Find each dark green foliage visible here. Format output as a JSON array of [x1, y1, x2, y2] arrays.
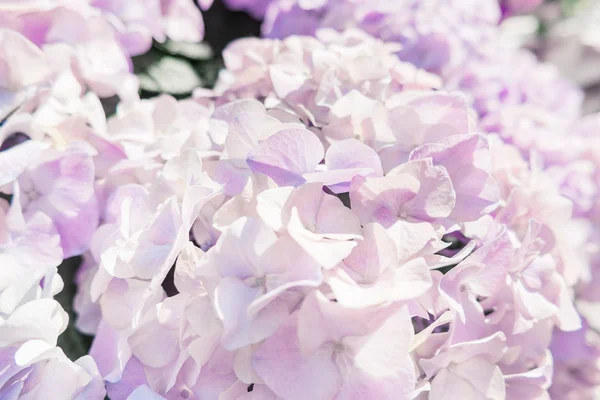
[[55, 257, 95, 361]]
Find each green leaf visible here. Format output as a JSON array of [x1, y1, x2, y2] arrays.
[[144, 56, 203, 95], [195, 57, 225, 90], [133, 48, 203, 96], [154, 40, 214, 61]]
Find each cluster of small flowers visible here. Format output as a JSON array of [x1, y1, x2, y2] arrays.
[[1, 1, 600, 400], [0, 0, 211, 102], [225, 0, 544, 48], [0, 0, 210, 398], [201, 26, 600, 399], [224, 0, 544, 21]]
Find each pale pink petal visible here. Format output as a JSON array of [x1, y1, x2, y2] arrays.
[[214, 277, 290, 350], [253, 314, 342, 400], [212, 217, 278, 279], [388, 159, 455, 221], [247, 128, 324, 186]]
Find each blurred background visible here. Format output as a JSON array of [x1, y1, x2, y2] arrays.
[[505, 0, 600, 114]]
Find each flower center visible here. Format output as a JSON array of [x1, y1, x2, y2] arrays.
[[244, 276, 266, 289], [20, 179, 40, 206], [333, 342, 347, 353]]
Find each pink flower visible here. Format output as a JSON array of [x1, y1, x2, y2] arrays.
[[420, 332, 507, 399], [409, 134, 499, 223], [0, 1, 595, 396], [0, 185, 63, 315], [16, 144, 99, 258], [205, 217, 322, 349], [253, 291, 416, 400], [327, 222, 433, 308], [350, 158, 455, 253], [0, 29, 50, 120], [0, 299, 105, 399], [257, 183, 362, 268], [92, 0, 207, 57], [128, 294, 225, 395]]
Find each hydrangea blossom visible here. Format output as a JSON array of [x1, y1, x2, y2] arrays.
[[0, 0, 211, 99], [213, 5, 600, 397], [223, 0, 544, 22], [241, 0, 583, 152], [61, 28, 587, 399], [0, 299, 105, 399], [0, 2, 213, 397], [1, 0, 600, 399]]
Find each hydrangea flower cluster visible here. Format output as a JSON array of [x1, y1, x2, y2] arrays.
[[224, 0, 544, 22], [207, 27, 600, 399], [1, 1, 600, 400], [0, 0, 211, 101]]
